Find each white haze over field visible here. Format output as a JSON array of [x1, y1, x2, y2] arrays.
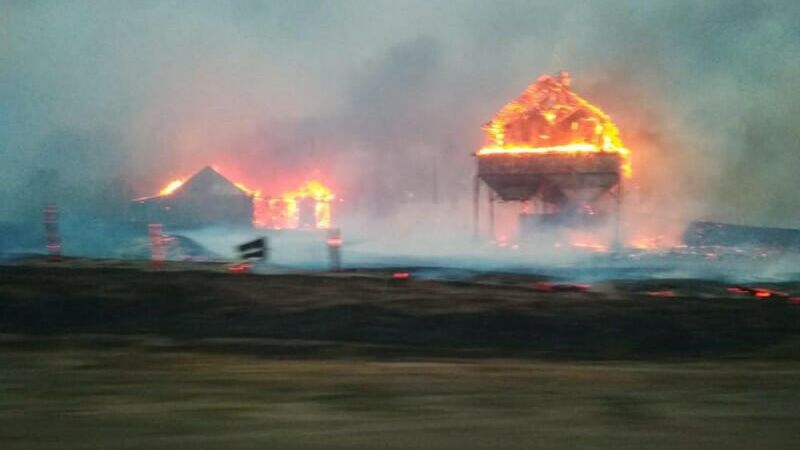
[[2, 0, 800, 277]]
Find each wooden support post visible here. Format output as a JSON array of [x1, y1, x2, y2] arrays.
[[43, 204, 61, 262], [613, 180, 624, 252], [148, 223, 165, 266], [488, 189, 495, 241], [473, 175, 480, 241], [327, 228, 342, 271]]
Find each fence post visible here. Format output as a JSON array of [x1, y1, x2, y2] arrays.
[[148, 223, 165, 266], [326, 228, 342, 271], [43, 204, 61, 262]]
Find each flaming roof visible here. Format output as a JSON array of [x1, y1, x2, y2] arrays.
[[137, 166, 253, 202], [480, 72, 630, 176], [176, 166, 253, 197]]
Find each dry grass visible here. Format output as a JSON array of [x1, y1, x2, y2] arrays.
[[2, 348, 800, 449]]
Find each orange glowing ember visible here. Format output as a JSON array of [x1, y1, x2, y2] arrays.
[[478, 72, 631, 177], [570, 241, 610, 253]]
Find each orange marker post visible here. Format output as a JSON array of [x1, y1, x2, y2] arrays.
[[326, 228, 342, 272]]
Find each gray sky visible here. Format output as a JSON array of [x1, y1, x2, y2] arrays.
[[2, 0, 799, 225]]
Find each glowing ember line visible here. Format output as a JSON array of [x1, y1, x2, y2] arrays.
[[478, 143, 605, 155], [234, 182, 261, 199], [477, 143, 631, 177], [159, 179, 185, 196]]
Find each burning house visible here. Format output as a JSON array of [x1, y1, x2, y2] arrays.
[[130, 166, 254, 230], [259, 180, 336, 230], [474, 72, 630, 244]]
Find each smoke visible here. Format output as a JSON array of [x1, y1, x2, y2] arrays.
[[2, 0, 800, 236], [569, 1, 800, 228]]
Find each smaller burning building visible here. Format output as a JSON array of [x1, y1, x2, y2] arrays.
[[259, 180, 336, 230], [130, 166, 254, 229]]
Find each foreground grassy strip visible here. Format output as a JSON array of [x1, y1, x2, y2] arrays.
[[1, 348, 799, 449], [2, 265, 800, 359]]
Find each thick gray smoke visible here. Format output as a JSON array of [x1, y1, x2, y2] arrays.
[[1, 0, 799, 232]]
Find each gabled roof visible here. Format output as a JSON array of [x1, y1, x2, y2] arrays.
[[483, 72, 622, 149], [486, 72, 610, 127], [172, 166, 250, 198]]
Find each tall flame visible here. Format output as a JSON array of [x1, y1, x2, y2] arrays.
[[282, 180, 335, 203]]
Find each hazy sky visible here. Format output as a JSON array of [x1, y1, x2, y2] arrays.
[[2, 0, 799, 225]]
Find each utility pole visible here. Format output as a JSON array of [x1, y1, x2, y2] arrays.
[[432, 148, 439, 204]]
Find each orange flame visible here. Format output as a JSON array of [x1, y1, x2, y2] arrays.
[[268, 180, 336, 229], [478, 72, 632, 177], [565, 230, 611, 253], [154, 170, 336, 230], [234, 182, 261, 199], [158, 178, 185, 196]]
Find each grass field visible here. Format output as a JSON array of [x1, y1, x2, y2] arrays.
[[2, 347, 800, 449], [2, 260, 800, 448]]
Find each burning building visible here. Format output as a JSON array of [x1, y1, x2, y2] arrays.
[[130, 166, 254, 230], [259, 180, 336, 230], [474, 72, 630, 244]]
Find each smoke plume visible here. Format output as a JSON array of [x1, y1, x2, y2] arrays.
[[2, 0, 799, 232]]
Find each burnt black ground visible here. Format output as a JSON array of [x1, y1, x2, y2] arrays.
[[1, 259, 799, 360]]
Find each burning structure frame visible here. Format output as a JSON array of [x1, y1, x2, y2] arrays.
[[472, 72, 628, 246]]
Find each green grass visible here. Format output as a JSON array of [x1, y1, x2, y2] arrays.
[[2, 348, 800, 449]]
